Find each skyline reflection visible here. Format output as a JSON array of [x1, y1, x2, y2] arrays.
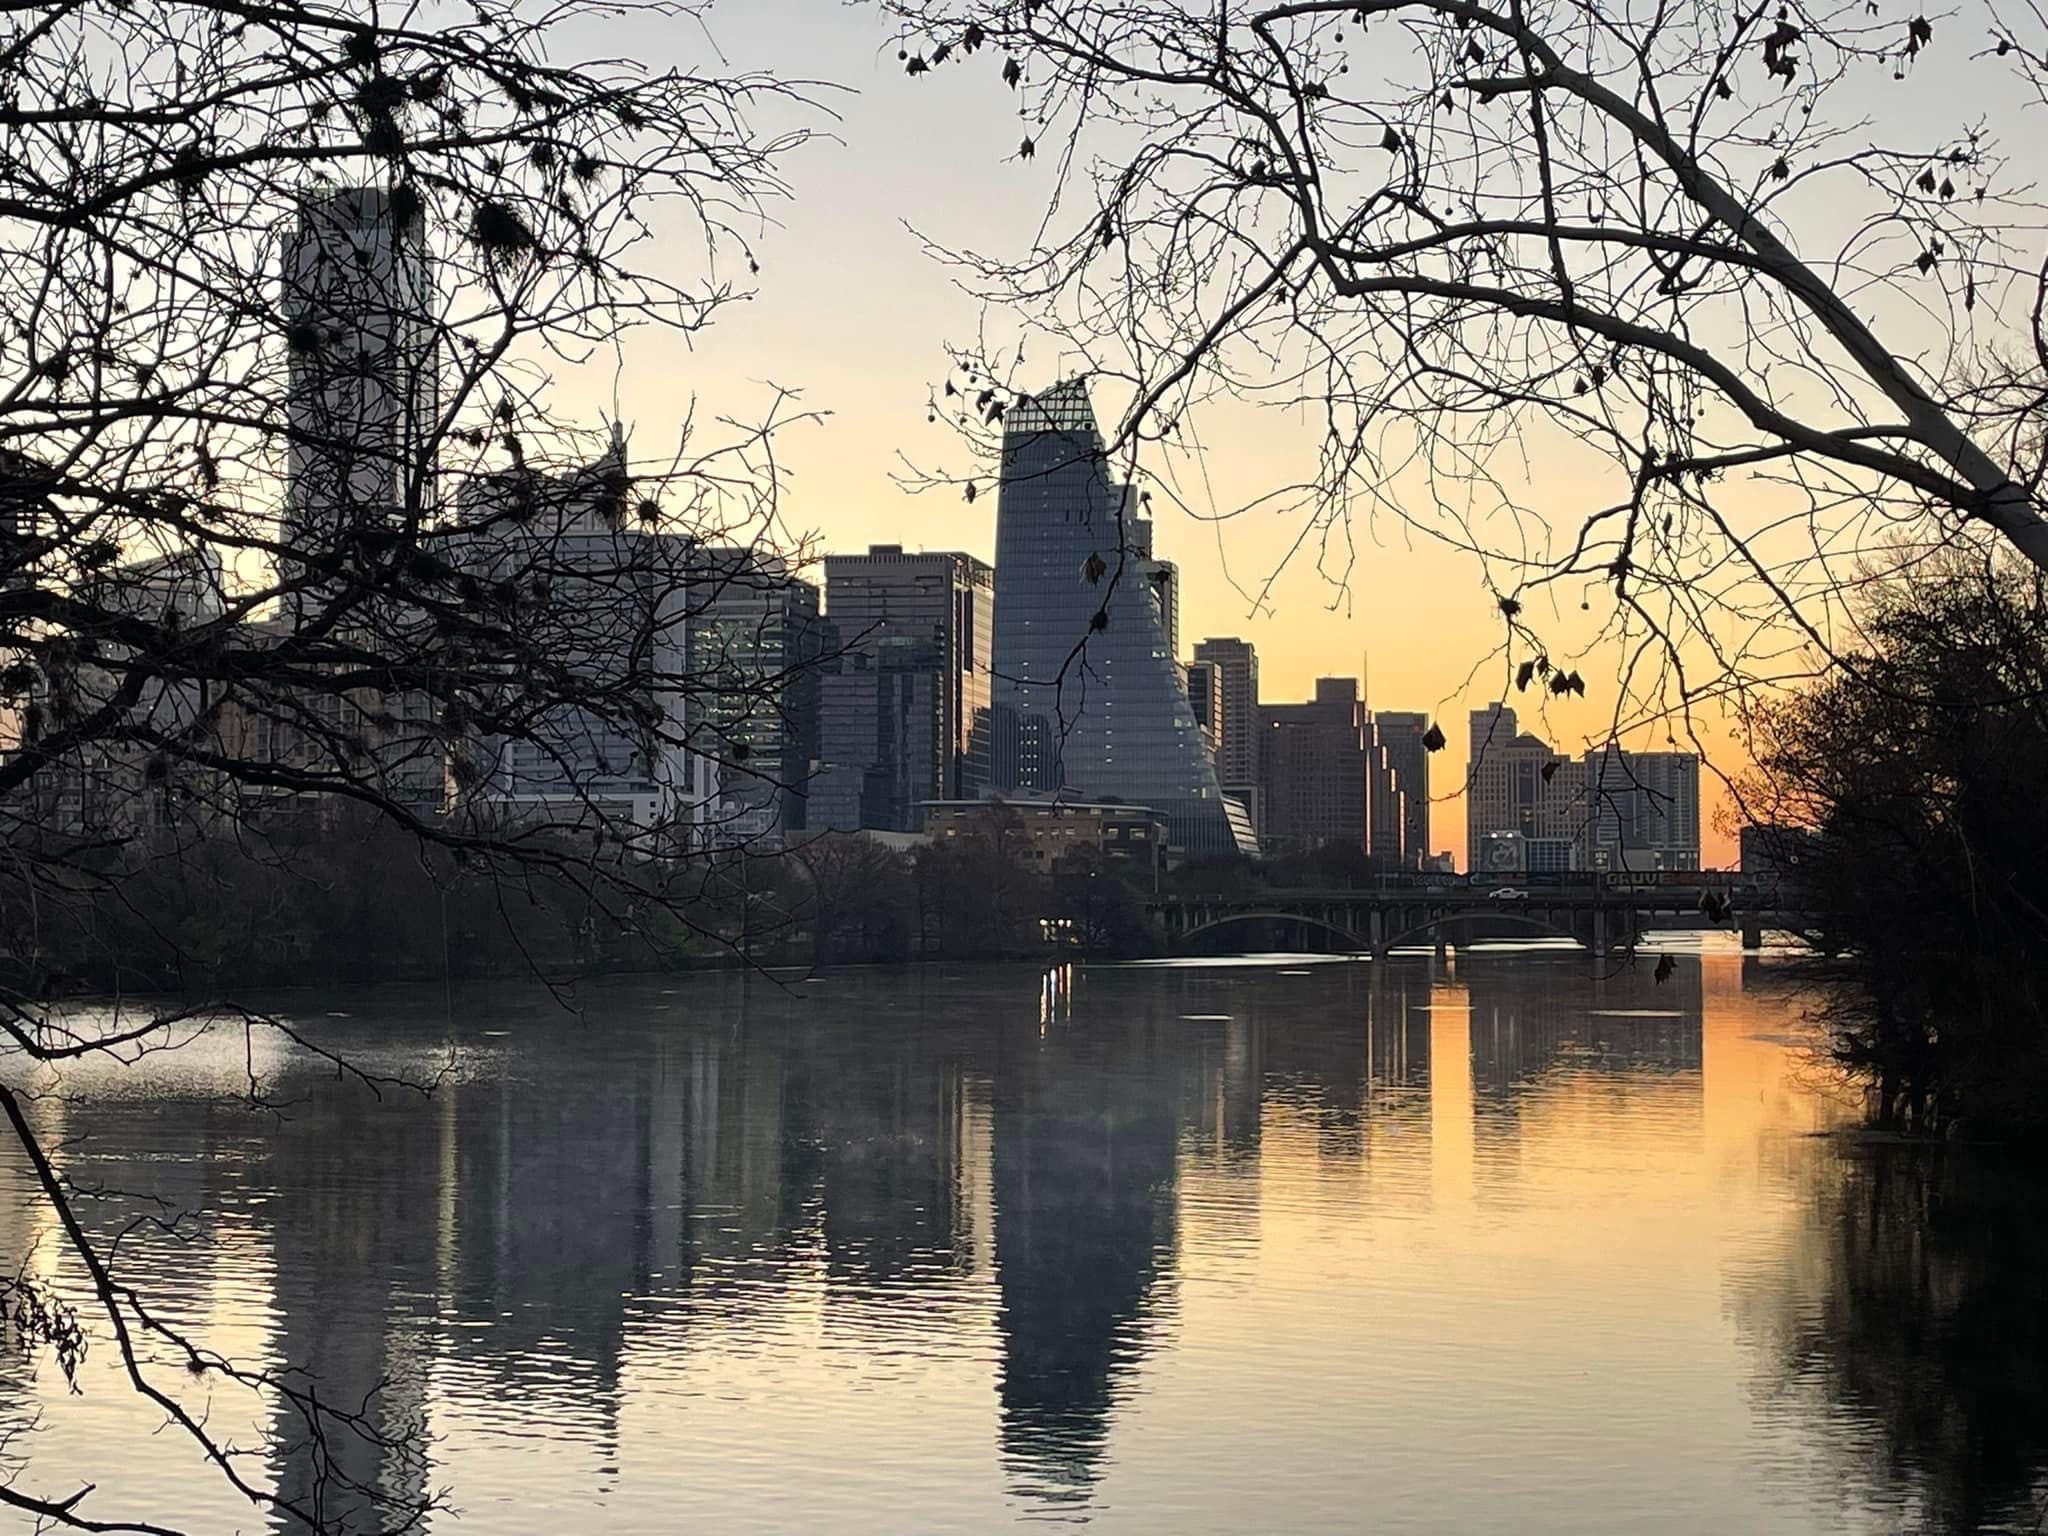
[[1, 950, 2040, 1533]]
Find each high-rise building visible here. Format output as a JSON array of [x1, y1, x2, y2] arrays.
[[1365, 740, 1405, 867], [279, 186, 445, 814], [452, 448, 716, 846], [1579, 746, 1701, 871], [281, 186, 440, 583], [1192, 637, 1259, 784], [1370, 711, 1432, 869], [821, 545, 993, 802], [24, 546, 231, 835], [1258, 678, 1367, 857], [1184, 659, 1223, 760], [989, 379, 1256, 858], [808, 636, 945, 834], [686, 546, 824, 846], [1465, 703, 1583, 871]]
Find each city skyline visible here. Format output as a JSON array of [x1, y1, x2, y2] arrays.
[[39, 168, 1716, 871], [512, 2, 1767, 868], [2, 2, 2032, 1532]]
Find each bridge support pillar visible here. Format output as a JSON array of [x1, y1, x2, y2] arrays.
[[1368, 908, 1386, 961], [1740, 919, 1763, 951]]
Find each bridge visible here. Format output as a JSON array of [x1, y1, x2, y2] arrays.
[[1147, 882, 1816, 958]]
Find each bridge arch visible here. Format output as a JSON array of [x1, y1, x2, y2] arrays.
[[1173, 910, 1369, 953]]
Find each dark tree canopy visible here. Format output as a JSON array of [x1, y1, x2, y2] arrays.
[[1744, 551, 2048, 1136]]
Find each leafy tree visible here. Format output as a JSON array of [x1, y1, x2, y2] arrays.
[[1744, 549, 2048, 1136], [1050, 845, 1161, 956]]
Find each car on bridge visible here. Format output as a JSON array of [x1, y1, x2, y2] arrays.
[[1489, 887, 1528, 901]]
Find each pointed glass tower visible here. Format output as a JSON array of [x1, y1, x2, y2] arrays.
[[990, 378, 1257, 858]]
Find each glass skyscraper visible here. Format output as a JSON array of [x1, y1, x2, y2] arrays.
[[821, 544, 993, 804], [989, 379, 1257, 858]]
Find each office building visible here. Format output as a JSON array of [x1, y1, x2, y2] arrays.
[[1258, 678, 1367, 857], [808, 636, 945, 834], [1465, 703, 1585, 871], [278, 185, 447, 812], [687, 546, 824, 845], [281, 185, 441, 585], [452, 448, 717, 847], [1192, 637, 1260, 784], [821, 545, 994, 804], [1365, 740, 1405, 867], [988, 379, 1255, 857], [1370, 711, 1432, 870], [920, 796, 1169, 888], [1580, 745, 1701, 871], [22, 546, 230, 836]]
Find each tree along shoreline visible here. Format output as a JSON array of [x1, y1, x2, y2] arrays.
[[1743, 558, 2048, 1145], [1, 804, 1176, 997]]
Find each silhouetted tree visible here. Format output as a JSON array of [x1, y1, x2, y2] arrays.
[[1050, 845, 1161, 956], [0, 2, 819, 1530], [793, 832, 918, 963], [913, 800, 1046, 958], [883, 0, 2048, 726], [1744, 549, 2048, 1136]]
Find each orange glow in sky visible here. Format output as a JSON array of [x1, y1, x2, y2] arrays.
[[548, 5, 1758, 866]]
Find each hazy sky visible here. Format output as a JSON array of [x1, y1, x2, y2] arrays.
[[533, 0, 1979, 867]]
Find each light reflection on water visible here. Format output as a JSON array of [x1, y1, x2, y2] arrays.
[[2, 943, 2043, 1534]]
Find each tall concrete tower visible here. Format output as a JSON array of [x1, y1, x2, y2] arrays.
[[281, 185, 441, 589]]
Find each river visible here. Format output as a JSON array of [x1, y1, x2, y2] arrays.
[[2, 940, 2043, 1534]]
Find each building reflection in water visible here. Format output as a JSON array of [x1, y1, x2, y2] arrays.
[[5, 955, 2045, 1533], [1462, 953, 1705, 1101], [257, 1076, 440, 1534], [989, 976, 1180, 1506]]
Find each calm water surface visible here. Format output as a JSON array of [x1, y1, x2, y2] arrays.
[[5, 942, 2046, 1533]]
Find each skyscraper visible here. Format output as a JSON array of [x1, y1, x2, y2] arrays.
[[26, 546, 231, 835], [1465, 703, 1583, 871], [1370, 711, 1432, 869], [687, 547, 824, 845], [989, 380, 1256, 858], [452, 446, 714, 845], [807, 636, 944, 834], [281, 186, 440, 579], [822, 544, 993, 802], [1580, 746, 1701, 870], [1192, 637, 1260, 784], [1365, 739, 1405, 867], [1258, 678, 1367, 857]]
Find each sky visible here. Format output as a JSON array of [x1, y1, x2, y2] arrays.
[[523, 0, 1975, 869]]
